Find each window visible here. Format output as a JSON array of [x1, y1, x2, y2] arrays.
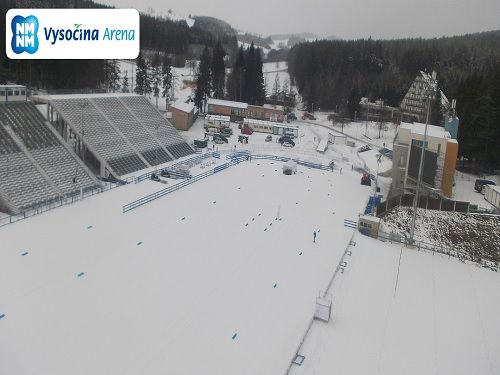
[[7, 90, 13, 96], [14, 90, 19, 96], [21, 90, 26, 95], [0, 90, 5, 96], [412, 139, 428, 148]]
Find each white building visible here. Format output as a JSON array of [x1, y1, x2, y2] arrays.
[[0, 84, 27, 103], [391, 122, 458, 198]]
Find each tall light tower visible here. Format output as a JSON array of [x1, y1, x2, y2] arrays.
[[409, 78, 436, 244]]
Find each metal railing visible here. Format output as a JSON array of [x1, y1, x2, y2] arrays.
[[134, 151, 221, 183], [124, 152, 332, 214], [0, 178, 133, 228], [123, 158, 242, 213]]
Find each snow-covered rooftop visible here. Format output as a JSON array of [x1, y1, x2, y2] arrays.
[[207, 98, 248, 109], [32, 92, 139, 101], [400, 122, 451, 139], [264, 103, 284, 111], [170, 101, 195, 113]]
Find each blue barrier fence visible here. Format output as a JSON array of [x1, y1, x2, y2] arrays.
[[364, 195, 382, 215], [134, 152, 220, 183], [123, 158, 241, 213]]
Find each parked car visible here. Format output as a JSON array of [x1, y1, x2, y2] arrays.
[[265, 135, 272, 142], [241, 125, 253, 135], [150, 173, 161, 182], [213, 134, 228, 144], [282, 140, 295, 147], [160, 170, 170, 178], [302, 112, 316, 120], [220, 127, 232, 136], [474, 179, 496, 193], [287, 112, 297, 121], [278, 135, 293, 145]]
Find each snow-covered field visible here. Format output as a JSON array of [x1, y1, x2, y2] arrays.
[[0, 146, 372, 374], [2, 89, 500, 374], [290, 234, 500, 375]]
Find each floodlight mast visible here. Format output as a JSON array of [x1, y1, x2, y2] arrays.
[[409, 81, 435, 244]]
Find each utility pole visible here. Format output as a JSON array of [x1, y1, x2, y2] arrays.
[[409, 82, 434, 244]]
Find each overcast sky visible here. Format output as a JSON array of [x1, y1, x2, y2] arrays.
[[98, 0, 500, 40]]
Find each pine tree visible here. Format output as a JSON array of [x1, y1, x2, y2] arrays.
[[243, 43, 256, 103], [254, 49, 266, 105], [211, 41, 226, 99], [194, 46, 212, 112], [121, 73, 129, 93], [134, 52, 148, 95], [104, 60, 121, 92], [144, 57, 153, 97], [151, 53, 162, 108], [161, 54, 173, 109], [227, 46, 246, 101]]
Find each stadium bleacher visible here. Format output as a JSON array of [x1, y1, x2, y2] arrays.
[[50, 94, 194, 177], [0, 102, 101, 214]]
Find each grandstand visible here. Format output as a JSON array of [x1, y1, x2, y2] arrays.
[[41, 93, 195, 177], [0, 102, 101, 215]]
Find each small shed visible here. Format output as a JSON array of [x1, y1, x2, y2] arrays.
[[170, 101, 198, 131], [358, 215, 381, 238]]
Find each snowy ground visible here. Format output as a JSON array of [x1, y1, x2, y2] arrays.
[[302, 113, 398, 151], [453, 171, 500, 210], [263, 61, 290, 96], [290, 234, 500, 375], [0, 150, 372, 374]]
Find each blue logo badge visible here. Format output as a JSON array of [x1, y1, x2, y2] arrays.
[[11, 15, 39, 54]]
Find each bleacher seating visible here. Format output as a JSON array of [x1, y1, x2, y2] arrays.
[[50, 95, 194, 176], [120, 96, 194, 159], [92, 97, 172, 166], [0, 102, 101, 214]]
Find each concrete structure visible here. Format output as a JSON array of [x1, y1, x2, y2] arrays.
[[170, 101, 197, 131], [358, 215, 381, 238], [392, 122, 458, 198], [0, 84, 27, 103], [207, 98, 284, 122], [484, 184, 500, 210]]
